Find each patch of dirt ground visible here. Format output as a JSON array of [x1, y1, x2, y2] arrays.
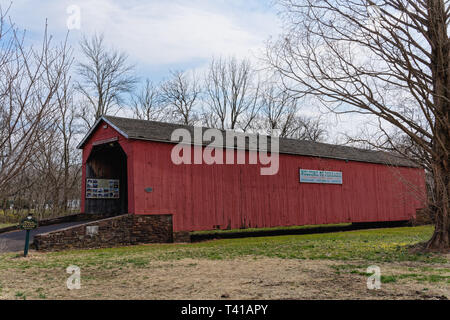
[[0, 256, 448, 300]]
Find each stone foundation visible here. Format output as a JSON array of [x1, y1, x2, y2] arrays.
[[34, 214, 174, 251], [173, 231, 191, 243]]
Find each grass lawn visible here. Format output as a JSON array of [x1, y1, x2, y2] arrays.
[[0, 225, 448, 300]]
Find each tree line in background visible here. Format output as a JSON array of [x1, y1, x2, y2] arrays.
[[77, 34, 327, 141]]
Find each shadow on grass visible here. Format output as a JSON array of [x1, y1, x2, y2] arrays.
[[190, 221, 410, 242]]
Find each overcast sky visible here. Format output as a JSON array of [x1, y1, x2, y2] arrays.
[[3, 0, 280, 81], [2, 0, 372, 142]]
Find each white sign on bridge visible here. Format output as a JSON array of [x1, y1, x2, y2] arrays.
[[299, 169, 343, 184]]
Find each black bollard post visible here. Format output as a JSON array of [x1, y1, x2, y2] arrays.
[[24, 229, 30, 257]]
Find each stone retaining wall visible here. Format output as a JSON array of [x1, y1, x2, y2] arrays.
[[173, 231, 191, 243], [34, 214, 175, 251]]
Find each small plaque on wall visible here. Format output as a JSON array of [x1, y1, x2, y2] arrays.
[[86, 178, 119, 199]]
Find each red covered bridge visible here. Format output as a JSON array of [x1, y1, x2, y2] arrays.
[[77, 116, 426, 235]]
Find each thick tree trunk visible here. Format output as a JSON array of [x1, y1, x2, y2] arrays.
[[425, 0, 450, 250], [426, 161, 450, 250]]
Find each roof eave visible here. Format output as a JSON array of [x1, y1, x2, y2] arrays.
[[76, 116, 129, 149]]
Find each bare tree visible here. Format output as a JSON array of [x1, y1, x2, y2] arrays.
[[160, 70, 201, 125], [132, 79, 167, 121], [15, 102, 80, 219], [258, 83, 299, 137], [251, 80, 327, 140], [76, 34, 137, 129], [290, 116, 327, 142], [266, 0, 450, 249], [346, 124, 431, 169], [53, 67, 81, 213], [204, 56, 261, 130], [0, 8, 72, 201]]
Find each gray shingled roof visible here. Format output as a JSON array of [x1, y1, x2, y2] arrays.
[[78, 115, 418, 168]]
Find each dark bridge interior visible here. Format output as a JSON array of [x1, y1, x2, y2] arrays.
[[85, 142, 128, 216]]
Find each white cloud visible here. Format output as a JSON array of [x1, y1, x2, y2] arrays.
[[5, 0, 280, 68], [83, 0, 280, 65]]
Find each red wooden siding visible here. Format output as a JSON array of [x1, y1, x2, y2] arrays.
[[129, 139, 425, 232], [81, 120, 426, 232]]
